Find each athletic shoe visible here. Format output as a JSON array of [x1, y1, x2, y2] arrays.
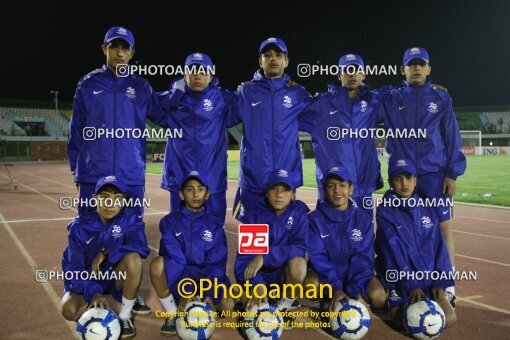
[[445, 291, 456, 310], [161, 316, 177, 335], [319, 300, 329, 313], [120, 318, 136, 338], [132, 294, 151, 315], [277, 308, 295, 330], [289, 299, 301, 311]]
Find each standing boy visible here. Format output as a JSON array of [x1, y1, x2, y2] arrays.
[[378, 48, 466, 304], [231, 37, 312, 221], [68, 26, 161, 220], [299, 54, 383, 206], [156, 52, 238, 224]]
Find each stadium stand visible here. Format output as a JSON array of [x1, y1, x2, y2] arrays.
[[0, 107, 68, 137], [456, 108, 510, 134], [483, 112, 510, 134]]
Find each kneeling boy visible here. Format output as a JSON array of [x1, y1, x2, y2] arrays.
[[60, 176, 150, 338], [305, 167, 374, 313], [150, 172, 233, 335], [234, 169, 309, 314], [369, 157, 456, 330]]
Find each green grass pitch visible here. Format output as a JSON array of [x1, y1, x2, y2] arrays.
[[147, 155, 510, 207]]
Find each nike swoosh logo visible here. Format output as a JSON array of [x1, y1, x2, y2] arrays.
[[178, 105, 184, 110], [320, 234, 330, 238], [428, 323, 437, 327], [137, 214, 144, 219], [329, 110, 340, 115], [398, 106, 406, 110], [93, 90, 103, 95], [397, 225, 403, 229], [442, 210, 449, 215], [175, 232, 182, 236], [86, 236, 94, 244], [251, 102, 261, 107], [345, 319, 351, 323]]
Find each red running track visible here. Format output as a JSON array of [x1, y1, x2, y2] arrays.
[[0, 162, 509, 339]]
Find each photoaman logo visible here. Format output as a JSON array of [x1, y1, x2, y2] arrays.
[[238, 224, 269, 254]]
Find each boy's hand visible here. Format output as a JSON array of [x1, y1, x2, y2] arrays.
[[432, 84, 448, 92], [172, 78, 186, 92], [285, 80, 296, 87], [409, 288, 426, 304], [92, 252, 106, 274], [430, 287, 445, 301], [330, 291, 349, 313], [91, 293, 109, 309], [245, 284, 266, 311], [237, 81, 249, 91], [244, 255, 264, 280], [203, 296, 215, 310], [443, 177, 456, 197], [178, 297, 192, 312], [246, 296, 264, 311], [355, 294, 371, 313]]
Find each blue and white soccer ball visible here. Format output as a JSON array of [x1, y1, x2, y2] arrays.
[[243, 302, 283, 340], [404, 299, 445, 339], [176, 301, 216, 340], [75, 308, 121, 340], [330, 299, 371, 339]]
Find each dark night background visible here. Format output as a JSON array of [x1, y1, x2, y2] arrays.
[[0, 0, 508, 107]]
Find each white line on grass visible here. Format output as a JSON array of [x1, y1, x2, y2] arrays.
[[457, 297, 510, 315], [452, 229, 510, 241], [455, 254, 510, 267], [0, 213, 76, 334]]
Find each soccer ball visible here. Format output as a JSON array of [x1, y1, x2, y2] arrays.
[[330, 299, 371, 339], [404, 299, 445, 339], [243, 302, 283, 339], [176, 301, 216, 340], [75, 308, 121, 340]]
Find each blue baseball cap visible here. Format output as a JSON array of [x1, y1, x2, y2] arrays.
[[322, 167, 353, 186], [266, 169, 296, 190], [259, 37, 288, 54], [185, 52, 213, 68], [95, 175, 128, 195], [181, 170, 208, 190], [339, 53, 365, 68], [403, 47, 429, 66], [388, 157, 417, 179], [104, 26, 135, 47]]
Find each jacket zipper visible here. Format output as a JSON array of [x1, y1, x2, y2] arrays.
[[113, 78, 117, 175], [414, 90, 418, 171], [193, 106, 197, 169], [349, 98, 359, 196], [271, 91, 275, 168]]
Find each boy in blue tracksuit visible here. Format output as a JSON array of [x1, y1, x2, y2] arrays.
[[68, 26, 162, 220], [155, 52, 238, 224], [377, 48, 466, 301], [150, 173, 233, 335], [60, 176, 150, 338], [305, 166, 374, 314], [370, 157, 456, 329], [231, 37, 312, 221], [299, 54, 383, 207], [234, 169, 309, 315]]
